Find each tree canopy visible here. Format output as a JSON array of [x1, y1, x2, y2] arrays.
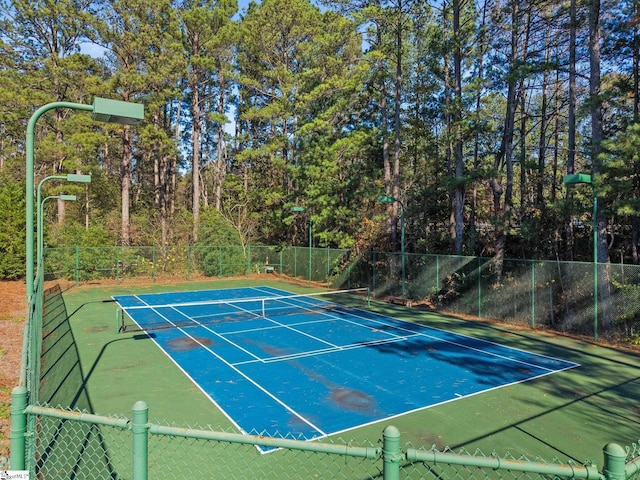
[[2, 0, 640, 279]]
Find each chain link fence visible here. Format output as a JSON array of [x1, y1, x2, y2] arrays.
[[41, 246, 640, 343], [10, 247, 640, 478], [43, 245, 349, 284], [13, 398, 640, 480], [347, 251, 640, 343]]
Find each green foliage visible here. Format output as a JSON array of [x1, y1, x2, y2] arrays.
[[198, 207, 241, 246], [44, 222, 117, 280], [196, 208, 246, 276], [49, 222, 115, 248], [1, 0, 639, 265], [601, 122, 640, 217], [0, 175, 26, 279]]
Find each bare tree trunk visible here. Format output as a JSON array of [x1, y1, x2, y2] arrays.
[[589, 0, 605, 263], [172, 97, 182, 217], [191, 83, 202, 243], [391, 0, 403, 248], [537, 28, 551, 207], [443, 6, 454, 248], [565, 0, 578, 261], [161, 156, 169, 248], [490, 0, 519, 281], [552, 68, 561, 206], [470, 0, 489, 255], [519, 87, 526, 218], [632, 0, 640, 263], [121, 127, 133, 246], [215, 71, 226, 211], [151, 105, 171, 250], [452, 0, 465, 255], [589, 0, 613, 331], [376, 6, 393, 245]]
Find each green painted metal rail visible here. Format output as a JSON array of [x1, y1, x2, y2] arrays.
[[11, 394, 640, 480], [406, 448, 604, 479], [42, 245, 640, 343]]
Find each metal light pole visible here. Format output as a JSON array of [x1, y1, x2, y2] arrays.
[[38, 194, 77, 272], [563, 173, 598, 341], [291, 206, 312, 282], [378, 195, 406, 298], [36, 174, 91, 272], [25, 97, 143, 301]]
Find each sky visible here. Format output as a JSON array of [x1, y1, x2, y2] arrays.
[[80, 0, 257, 58]]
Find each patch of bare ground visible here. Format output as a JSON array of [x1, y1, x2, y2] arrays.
[[1, 274, 637, 463], [0, 281, 26, 460]]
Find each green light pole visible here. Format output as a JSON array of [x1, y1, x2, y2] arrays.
[[38, 194, 76, 273], [378, 195, 406, 298], [36, 174, 91, 271], [563, 173, 598, 341], [291, 206, 312, 282], [25, 97, 144, 300]]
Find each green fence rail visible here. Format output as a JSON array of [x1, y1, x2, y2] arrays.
[[43, 245, 350, 285], [351, 251, 640, 343], [11, 391, 640, 480], [43, 246, 640, 343], [11, 246, 640, 478]]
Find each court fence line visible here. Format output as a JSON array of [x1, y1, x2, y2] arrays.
[[11, 390, 640, 479], [43, 245, 640, 343], [12, 247, 640, 478]]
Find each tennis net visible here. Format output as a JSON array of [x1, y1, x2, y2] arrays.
[[116, 288, 370, 333]]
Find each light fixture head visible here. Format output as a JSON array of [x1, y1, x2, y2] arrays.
[[66, 173, 92, 183], [563, 173, 592, 185], [92, 97, 144, 125]]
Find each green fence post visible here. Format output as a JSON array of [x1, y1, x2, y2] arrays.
[[436, 255, 440, 294], [279, 249, 283, 276], [531, 261, 535, 328], [132, 401, 149, 480], [477, 256, 482, 318], [10, 385, 28, 470], [247, 244, 251, 276], [372, 251, 377, 292], [152, 246, 156, 282], [116, 247, 121, 283], [325, 247, 329, 282], [382, 425, 402, 480], [218, 246, 222, 277], [75, 245, 80, 286], [294, 247, 298, 278], [151, 245, 156, 283], [187, 245, 191, 280], [603, 443, 627, 480]]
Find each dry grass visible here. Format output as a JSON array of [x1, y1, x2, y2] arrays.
[[0, 281, 26, 459]]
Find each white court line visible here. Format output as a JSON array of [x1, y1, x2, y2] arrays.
[[125, 306, 328, 440], [117, 286, 579, 454], [232, 334, 423, 366], [125, 301, 269, 364], [128, 288, 578, 373], [249, 287, 580, 373]]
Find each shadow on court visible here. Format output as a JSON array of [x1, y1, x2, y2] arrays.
[[60, 279, 640, 465]]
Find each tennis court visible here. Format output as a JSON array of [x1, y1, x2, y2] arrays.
[[112, 285, 578, 452]]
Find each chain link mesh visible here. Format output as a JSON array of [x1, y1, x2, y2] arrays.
[[147, 423, 381, 480], [401, 445, 595, 480], [43, 246, 640, 343], [21, 405, 621, 480], [19, 247, 640, 478], [27, 407, 131, 479]]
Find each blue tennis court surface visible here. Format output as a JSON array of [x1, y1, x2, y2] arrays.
[[113, 286, 579, 452]]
